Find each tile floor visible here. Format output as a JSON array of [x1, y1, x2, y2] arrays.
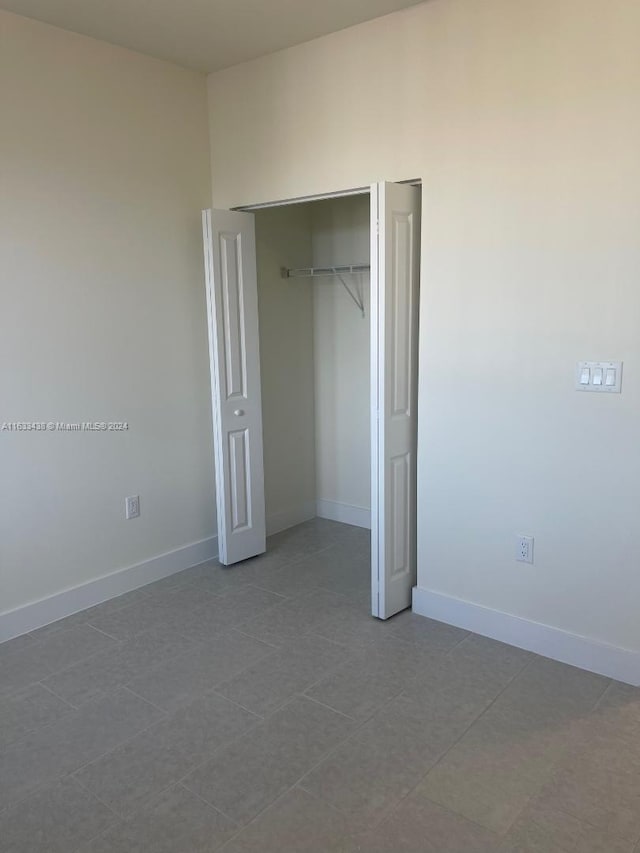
[[1, 518, 639, 852]]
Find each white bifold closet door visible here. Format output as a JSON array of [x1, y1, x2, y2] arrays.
[[370, 182, 421, 619], [202, 209, 266, 565], [203, 184, 419, 617]]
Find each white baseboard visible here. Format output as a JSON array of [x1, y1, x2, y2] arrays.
[[0, 535, 218, 644], [412, 586, 640, 687], [266, 501, 317, 536], [316, 499, 371, 529]]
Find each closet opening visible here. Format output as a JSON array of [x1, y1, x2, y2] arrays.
[[254, 194, 373, 605], [203, 181, 421, 619]]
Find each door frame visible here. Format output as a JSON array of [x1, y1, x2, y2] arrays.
[[221, 178, 423, 616], [233, 179, 421, 213]]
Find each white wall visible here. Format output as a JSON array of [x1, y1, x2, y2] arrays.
[[310, 196, 371, 517], [208, 0, 640, 655], [254, 206, 316, 532], [0, 12, 213, 618]]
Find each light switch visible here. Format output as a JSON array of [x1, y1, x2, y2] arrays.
[[576, 361, 623, 393]]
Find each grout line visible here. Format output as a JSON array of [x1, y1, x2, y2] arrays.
[[238, 581, 291, 597], [298, 692, 360, 722], [170, 628, 227, 647], [173, 686, 363, 829], [71, 773, 124, 823], [239, 581, 316, 603], [213, 705, 367, 838], [300, 653, 363, 698], [36, 633, 127, 683], [443, 630, 473, 654], [366, 655, 543, 838], [1, 633, 38, 650], [296, 782, 357, 820], [231, 625, 287, 647], [204, 688, 266, 721], [83, 622, 123, 642], [120, 685, 171, 716], [0, 707, 165, 823], [205, 684, 267, 723], [592, 678, 616, 712], [84, 623, 122, 642], [422, 793, 507, 838], [67, 697, 175, 783], [208, 638, 361, 719], [41, 630, 210, 707], [227, 627, 281, 649], [212, 752, 360, 846], [36, 680, 80, 711], [172, 717, 265, 794], [222, 784, 353, 851], [176, 782, 241, 829], [303, 631, 356, 651], [0, 684, 79, 751]]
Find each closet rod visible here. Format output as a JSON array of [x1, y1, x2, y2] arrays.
[[281, 264, 370, 279]]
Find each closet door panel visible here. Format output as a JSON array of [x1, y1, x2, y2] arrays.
[[371, 183, 421, 618], [202, 209, 266, 565]]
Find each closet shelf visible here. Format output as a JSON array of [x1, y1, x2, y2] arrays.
[[281, 264, 369, 317], [282, 264, 370, 278]]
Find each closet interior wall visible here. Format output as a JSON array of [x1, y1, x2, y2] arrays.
[[255, 205, 316, 534], [255, 194, 371, 536], [310, 196, 371, 527]]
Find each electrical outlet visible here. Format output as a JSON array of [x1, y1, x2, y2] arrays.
[[125, 495, 140, 520], [516, 535, 534, 564]]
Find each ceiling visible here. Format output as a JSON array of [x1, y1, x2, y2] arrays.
[[1, 0, 426, 72]]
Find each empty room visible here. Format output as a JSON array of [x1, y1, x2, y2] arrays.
[[1, 0, 639, 851]]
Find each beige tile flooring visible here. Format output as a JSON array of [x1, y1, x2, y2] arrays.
[[1, 518, 639, 852]]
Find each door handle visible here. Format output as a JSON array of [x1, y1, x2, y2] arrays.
[[233, 409, 245, 417]]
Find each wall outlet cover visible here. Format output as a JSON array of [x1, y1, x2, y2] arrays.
[[516, 535, 534, 564], [125, 495, 140, 520]]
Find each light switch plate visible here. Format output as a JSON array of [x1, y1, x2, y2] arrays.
[[576, 361, 622, 393]]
